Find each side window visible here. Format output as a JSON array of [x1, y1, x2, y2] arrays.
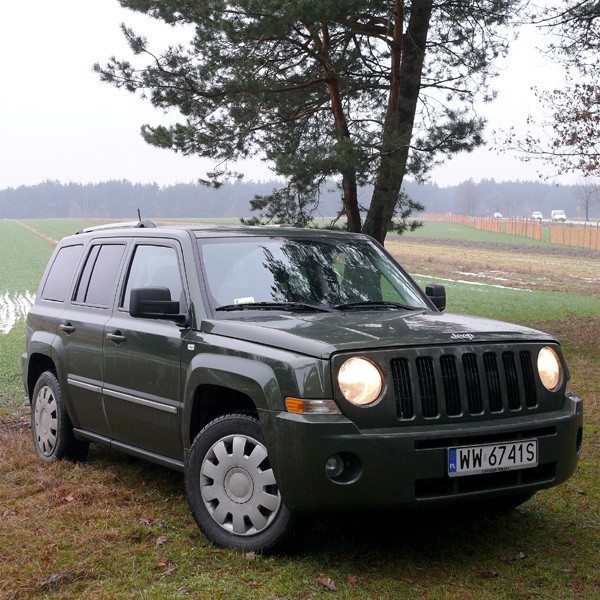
[[41, 245, 84, 302], [74, 244, 126, 307], [121, 245, 183, 311]]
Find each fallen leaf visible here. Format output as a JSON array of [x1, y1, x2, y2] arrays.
[[3, 509, 16, 518], [347, 575, 358, 588], [159, 562, 177, 577], [317, 574, 337, 592], [248, 582, 263, 588], [37, 573, 64, 588], [244, 551, 257, 560], [156, 536, 168, 547], [562, 567, 576, 574], [510, 551, 526, 561], [481, 570, 499, 578], [62, 494, 75, 503], [156, 562, 167, 569], [138, 517, 154, 526]]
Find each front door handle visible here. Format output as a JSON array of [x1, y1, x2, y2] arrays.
[[59, 322, 75, 334], [106, 331, 126, 344]]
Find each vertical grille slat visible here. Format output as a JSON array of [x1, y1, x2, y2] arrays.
[[483, 352, 503, 412], [462, 353, 483, 414], [440, 355, 461, 416], [502, 352, 522, 410], [520, 351, 537, 407], [416, 357, 438, 418], [391, 358, 414, 420]]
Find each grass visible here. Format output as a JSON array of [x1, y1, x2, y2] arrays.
[[401, 221, 554, 246], [0, 220, 53, 293], [1, 219, 599, 598]]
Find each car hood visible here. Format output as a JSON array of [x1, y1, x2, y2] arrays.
[[200, 310, 555, 359]]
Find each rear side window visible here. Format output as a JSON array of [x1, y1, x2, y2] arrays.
[[41, 245, 83, 302], [74, 244, 126, 307]]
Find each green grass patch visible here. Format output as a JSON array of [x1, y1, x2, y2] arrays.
[[414, 275, 600, 322], [405, 221, 554, 246], [0, 220, 54, 293], [23, 218, 106, 241], [0, 322, 28, 417]]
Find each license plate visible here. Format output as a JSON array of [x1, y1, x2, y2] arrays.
[[448, 440, 537, 477]]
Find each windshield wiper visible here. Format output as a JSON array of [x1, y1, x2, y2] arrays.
[[216, 301, 337, 313], [333, 300, 422, 311]]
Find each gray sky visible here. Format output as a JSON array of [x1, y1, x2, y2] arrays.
[[0, 1, 577, 190]]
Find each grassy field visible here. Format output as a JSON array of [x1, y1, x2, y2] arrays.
[[1, 219, 598, 598]]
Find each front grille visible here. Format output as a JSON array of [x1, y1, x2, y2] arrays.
[[391, 349, 538, 421]]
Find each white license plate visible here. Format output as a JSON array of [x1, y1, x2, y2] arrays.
[[448, 440, 538, 477]]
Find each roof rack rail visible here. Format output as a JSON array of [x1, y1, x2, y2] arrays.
[[75, 220, 156, 235]]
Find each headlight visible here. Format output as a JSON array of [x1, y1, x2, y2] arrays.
[[537, 346, 562, 391], [338, 357, 383, 406]]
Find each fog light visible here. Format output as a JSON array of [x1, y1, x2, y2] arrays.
[[325, 455, 344, 479]]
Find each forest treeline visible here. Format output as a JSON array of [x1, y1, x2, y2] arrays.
[[0, 178, 594, 220]]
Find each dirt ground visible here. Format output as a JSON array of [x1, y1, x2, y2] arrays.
[[386, 235, 600, 297]]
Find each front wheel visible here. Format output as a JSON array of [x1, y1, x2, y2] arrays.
[[31, 371, 89, 463], [185, 413, 295, 552]]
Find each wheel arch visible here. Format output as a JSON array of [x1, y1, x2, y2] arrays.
[[182, 354, 284, 448], [26, 353, 58, 402]]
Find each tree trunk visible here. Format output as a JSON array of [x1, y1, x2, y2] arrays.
[[363, 0, 433, 243], [320, 23, 361, 233]]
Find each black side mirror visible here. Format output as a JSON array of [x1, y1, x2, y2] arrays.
[[130, 287, 187, 324], [426, 284, 446, 311]]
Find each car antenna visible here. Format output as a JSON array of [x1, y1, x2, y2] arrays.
[[137, 208, 142, 222]]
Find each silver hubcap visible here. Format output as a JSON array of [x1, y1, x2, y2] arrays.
[[200, 434, 281, 536], [34, 385, 58, 456]]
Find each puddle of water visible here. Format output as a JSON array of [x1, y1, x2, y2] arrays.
[[1, 292, 36, 334]]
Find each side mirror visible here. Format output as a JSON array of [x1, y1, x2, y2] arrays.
[[426, 284, 446, 311], [130, 287, 187, 325]]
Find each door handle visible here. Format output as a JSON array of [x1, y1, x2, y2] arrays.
[[106, 331, 126, 344], [59, 322, 75, 334]]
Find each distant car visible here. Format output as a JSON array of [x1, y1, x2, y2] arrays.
[[551, 210, 567, 222], [531, 211, 543, 221], [493, 212, 502, 218]]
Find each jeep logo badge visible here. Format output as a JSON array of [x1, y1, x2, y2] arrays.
[[451, 333, 475, 341]]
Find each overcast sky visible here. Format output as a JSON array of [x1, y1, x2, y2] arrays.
[[0, 1, 578, 191]]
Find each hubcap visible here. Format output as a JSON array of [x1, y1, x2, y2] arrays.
[[34, 385, 58, 456], [200, 434, 281, 536]]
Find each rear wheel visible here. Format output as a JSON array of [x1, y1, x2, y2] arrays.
[[185, 413, 295, 552], [31, 371, 89, 463]]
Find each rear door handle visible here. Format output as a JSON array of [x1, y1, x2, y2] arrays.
[[59, 322, 75, 334], [106, 331, 126, 344]]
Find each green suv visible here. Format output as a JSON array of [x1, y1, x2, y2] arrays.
[[22, 222, 583, 551]]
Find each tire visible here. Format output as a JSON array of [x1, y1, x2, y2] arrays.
[[185, 413, 296, 552], [31, 371, 89, 463]]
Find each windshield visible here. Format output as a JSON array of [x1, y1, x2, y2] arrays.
[[198, 236, 428, 313]]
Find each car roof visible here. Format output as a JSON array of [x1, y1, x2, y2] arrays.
[[60, 222, 374, 245]]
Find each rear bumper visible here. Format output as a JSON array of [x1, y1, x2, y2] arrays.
[[261, 393, 583, 512]]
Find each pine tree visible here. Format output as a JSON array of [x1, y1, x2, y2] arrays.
[[96, 0, 523, 242]]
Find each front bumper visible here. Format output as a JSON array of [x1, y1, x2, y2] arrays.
[[261, 393, 583, 512]]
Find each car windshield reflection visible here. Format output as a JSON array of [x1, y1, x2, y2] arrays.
[[198, 237, 427, 313]]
